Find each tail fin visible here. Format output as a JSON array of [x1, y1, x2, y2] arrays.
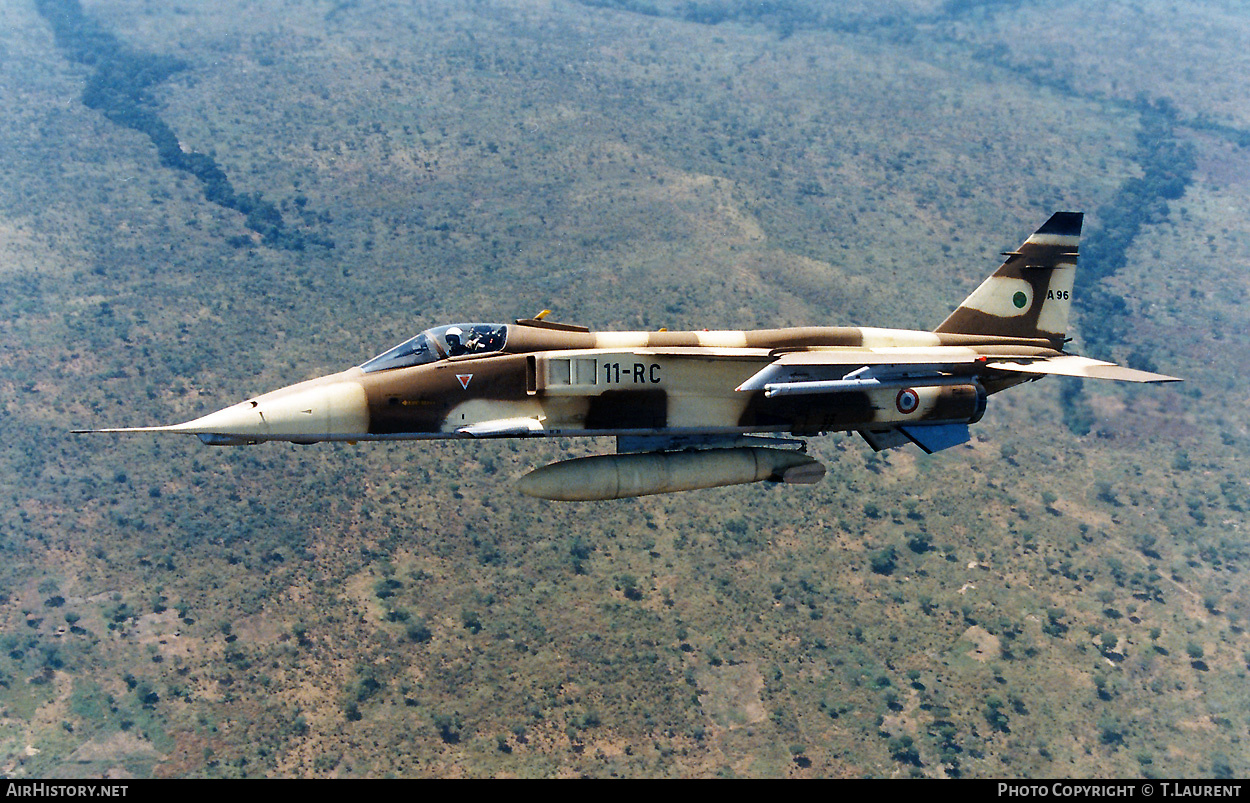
[[936, 212, 1082, 343]]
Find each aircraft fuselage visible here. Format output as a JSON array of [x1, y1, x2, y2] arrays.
[[180, 324, 1047, 446], [77, 213, 1181, 499]]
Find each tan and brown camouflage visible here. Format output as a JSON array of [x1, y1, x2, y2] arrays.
[[78, 212, 1179, 498]]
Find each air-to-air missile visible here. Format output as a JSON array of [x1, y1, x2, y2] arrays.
[[77, 213, 1179, 500]]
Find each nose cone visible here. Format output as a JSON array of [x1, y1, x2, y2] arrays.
[[169, 379, 370, 442]]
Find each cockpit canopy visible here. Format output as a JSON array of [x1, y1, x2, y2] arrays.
[[360, 323, 508, 373]]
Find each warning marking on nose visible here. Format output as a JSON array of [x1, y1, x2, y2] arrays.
[[457, 374, 473, 389]]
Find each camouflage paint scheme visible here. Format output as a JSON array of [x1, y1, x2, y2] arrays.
[[79, 213, 1179, 469]]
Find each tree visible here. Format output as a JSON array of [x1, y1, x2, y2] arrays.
[[870, 546, 897, 576], [983, 696, 1009, 733], [889, 735, 921, 766], [433, 713, 462, 744], [618, 574, 643, 600]]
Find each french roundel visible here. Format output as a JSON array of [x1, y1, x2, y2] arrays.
[[896, 388, 920, 414]]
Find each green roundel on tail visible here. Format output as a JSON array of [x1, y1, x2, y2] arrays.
[[934, 211, 1083, 342]]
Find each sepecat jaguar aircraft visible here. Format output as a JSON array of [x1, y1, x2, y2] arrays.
[[76, 212, 1179, 500]]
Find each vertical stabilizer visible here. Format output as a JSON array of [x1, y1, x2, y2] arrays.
[[935, 212, 1082, 343]]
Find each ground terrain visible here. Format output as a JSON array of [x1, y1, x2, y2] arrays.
[[0, 0, 1247, 778]]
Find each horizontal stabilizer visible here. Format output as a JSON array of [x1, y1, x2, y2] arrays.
[[986, 355, 1181, 383]]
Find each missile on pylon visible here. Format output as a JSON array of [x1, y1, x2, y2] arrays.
[[516, 447, 826, 501]]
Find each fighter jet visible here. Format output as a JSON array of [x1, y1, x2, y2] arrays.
[[77, 212, 1179, 500]]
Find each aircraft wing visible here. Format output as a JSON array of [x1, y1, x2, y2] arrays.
[[736, 348, 1180, 394], [735, 348, 997, 394], [755, 347, 992, 367]]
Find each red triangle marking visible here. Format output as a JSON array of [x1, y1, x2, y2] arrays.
[[457, 374, 473, 389]]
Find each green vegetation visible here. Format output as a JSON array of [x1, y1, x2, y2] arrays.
[[2, 0, 1247, 780], [35, 0, 332, 251]]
